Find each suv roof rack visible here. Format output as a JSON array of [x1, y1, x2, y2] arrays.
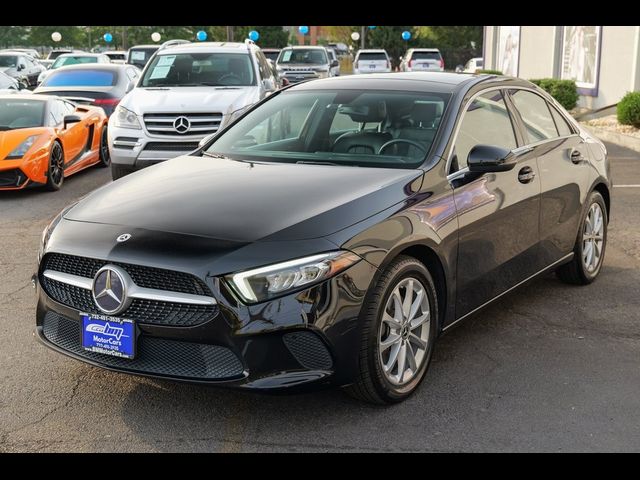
[[159, 39, 191, 50]]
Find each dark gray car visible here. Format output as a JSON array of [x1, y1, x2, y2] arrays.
[[0, 52, 45, 87], [34, 63, 142, 116]]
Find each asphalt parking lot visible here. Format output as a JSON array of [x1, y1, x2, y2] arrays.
[[1, 142, 639, 452]]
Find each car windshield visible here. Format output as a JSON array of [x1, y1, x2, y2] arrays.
[[0, 99, 45, 130], [43, 69, 117, 87], [128, 48, 158, 66], [47, 51, 70, 60], [278, 49, 327, 65], [141, 52, 256, 87], [412, 52, 441, 60], [206, 89, 450, 169], [107, 53, 125, 60], [52, 56, 99, 69], [263, 51, 280, 62], [357, 52, 387, 61], [0, 56, 18, 68]]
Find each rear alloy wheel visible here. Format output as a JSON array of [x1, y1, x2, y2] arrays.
[[97, 126, 111, 167], [557, 190, 608, 284], [45, 142, 64, 191], [344, 255, 437, 404]]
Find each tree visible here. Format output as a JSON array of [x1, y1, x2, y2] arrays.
[[0, 26, 28, 48], [367, 26, 416, 70], [414, 26, 483, 69], [27, 26, 87, 49], [233, 26, 289, 48]]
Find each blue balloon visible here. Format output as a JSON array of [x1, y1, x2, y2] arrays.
[[402, 30, 411, 41], [103, 33, 113, 43], [368, 26, 377, 30], [248, 30, 259, 42], [298, 26, 309, 35], [196, 30, 207, 41]]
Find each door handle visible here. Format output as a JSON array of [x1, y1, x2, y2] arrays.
[[570, 148, 585, 164], [518, 166, 536, 184]]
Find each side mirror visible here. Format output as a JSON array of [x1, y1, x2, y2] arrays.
[[262, 78, 275, 91], [63, 114, 82, 129], [331, 59, 339, 68], [198, 132, 217, 148], [281, 77, 290, 87], [17, 64, 26, 71], [467, 144, 517, 172]]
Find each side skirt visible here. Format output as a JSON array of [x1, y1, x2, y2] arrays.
[[443, 252, 574, 333]]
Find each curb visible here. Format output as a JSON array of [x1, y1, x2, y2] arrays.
[[581, 124, 640, 153]]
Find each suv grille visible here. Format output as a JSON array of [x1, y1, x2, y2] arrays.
[[40, 253, 217, 327], [143, 112, 222, 137], [143, 142, 200, 152]]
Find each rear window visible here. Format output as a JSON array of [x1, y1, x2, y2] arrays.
[[357, 52, 387, 61], [412, 51, 442, 60], [107, 53, 126, 61], [43, 70, 117, 87]]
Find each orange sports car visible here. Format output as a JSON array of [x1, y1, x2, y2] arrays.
[[0, 94, 109, 191]]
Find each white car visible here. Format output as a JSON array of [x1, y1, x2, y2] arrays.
[[463, 57, 484, 73], [353, 49, 391, 74], [104, 50, 127, 64], [108, 40, 279, 179], [400, 48, 444, 72], [37, 53, 111, 85]]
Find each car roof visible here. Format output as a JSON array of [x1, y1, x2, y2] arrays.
[[281, 45, 326, 50], [357, 49, 387, 53], [56, 52, 106, 58], [160, 42, 254, 54], [410, 48, 441, 52]]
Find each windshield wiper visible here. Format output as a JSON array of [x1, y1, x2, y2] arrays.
[[296, 160, 344, 166], [201, 151, 226, 159]]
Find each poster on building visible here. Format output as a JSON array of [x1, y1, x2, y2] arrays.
[[561, 26, 602, 94], [498, 26, 520, 77]]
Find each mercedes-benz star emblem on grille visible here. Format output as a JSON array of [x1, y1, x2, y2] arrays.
[[116, 233, 131, 243], [92, 265, 132, 315], [173, 116, 191, 134]]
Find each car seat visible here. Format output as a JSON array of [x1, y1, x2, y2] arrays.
[[332, 100, 392, 155]]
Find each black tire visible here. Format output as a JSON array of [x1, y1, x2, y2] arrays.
[[111, 164, 134, 181], [96, 125, 111, 168], [344, 255, 438, 404], [44, 141, 64, 191], [556, 190, 608, 285]]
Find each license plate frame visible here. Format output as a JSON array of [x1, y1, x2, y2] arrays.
[[81, 313, 137, 359]]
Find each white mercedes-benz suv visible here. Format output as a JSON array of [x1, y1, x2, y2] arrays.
[[108, 41, 278, 179]]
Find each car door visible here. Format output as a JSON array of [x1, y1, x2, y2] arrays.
[[449, 88, 542, 318], [51, 100, 87, 164], [507, 88, 591, 266]]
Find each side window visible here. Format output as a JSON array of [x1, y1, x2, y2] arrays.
[[255, 52, 270, 82], [49, 101, 66, 126], [452, 90, 518, 172], [509, 89, 559, 143], [549, 104, 574, 136]]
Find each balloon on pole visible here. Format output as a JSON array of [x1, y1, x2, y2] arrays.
[[248, 30, 259, 42], [103, 33, 113, 43], [351, 32, 360, 42], [402, 31, 411, 41], [196, 30, 207, 41], [298, 26, 309, 35], [368, 26, 377, 30], [51, 32, 62, 42], [151, 32, 161, 42]]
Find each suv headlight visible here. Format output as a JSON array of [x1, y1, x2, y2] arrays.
[[225, 251, 361, 304], [6, 135, 38, 159], [112, 105, 141, 129]]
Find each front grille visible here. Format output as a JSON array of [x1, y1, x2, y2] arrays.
[[143, 142, 199, 152], [41, 253, 217, 327], [0, 168, 27, 187], [283, 331, 333, 370], [282, 70, 318, 83], [42, 312, 244, 380], [143, 112, 222, 137]]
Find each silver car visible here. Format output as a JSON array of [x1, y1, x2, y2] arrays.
[[276, 46, 335, 84]]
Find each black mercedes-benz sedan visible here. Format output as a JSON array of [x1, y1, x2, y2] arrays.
[[35, 72, 611, 404]]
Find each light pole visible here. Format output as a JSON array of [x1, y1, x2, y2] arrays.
[[361, 25, 365, 50]]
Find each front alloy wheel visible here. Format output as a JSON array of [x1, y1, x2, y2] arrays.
[[45, 142, 64, 191], [345, 255, 437, 404]]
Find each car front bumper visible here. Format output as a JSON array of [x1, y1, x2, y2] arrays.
[[35, 255, 377, 391]]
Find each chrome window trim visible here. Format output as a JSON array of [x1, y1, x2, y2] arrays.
[[43, 269, 217, 306], [445, 85, 581, 178]]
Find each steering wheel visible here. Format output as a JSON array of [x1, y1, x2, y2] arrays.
[[378, 139, 428, 156], [218, 73, 242, 85]]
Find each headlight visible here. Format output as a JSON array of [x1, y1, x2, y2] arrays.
[[6, 135, 38, 159], [224, 105, 253, 127], [225, 251, 361, 304], [112, 105, 141, 129], [38, 202, 77, 263]]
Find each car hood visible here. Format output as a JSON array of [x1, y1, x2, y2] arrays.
[[121, 86, 261, 117], [65, 155, 423, 243], [0, 67, 16, 74]]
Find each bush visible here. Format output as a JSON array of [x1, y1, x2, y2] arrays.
[[530, 78, 578, 110], [477, 69, 503, 75], [617, 91, 640, 128]]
